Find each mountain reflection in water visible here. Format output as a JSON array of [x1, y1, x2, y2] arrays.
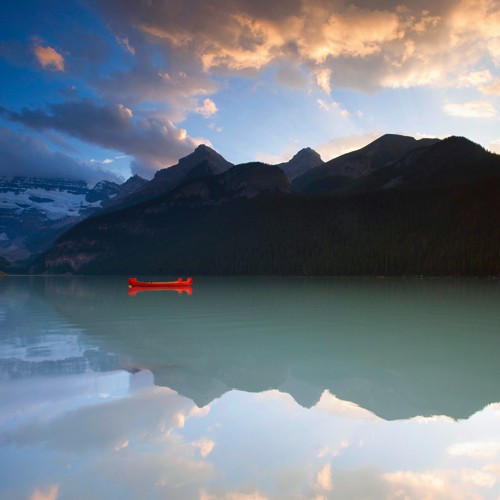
[[1, 276, 500, 499]]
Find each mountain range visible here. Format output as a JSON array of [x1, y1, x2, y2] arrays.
[[0, 175, 146, 263], [2, 133, 500, 275]]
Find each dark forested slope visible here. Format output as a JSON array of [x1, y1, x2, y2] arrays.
[[34, 135, 500, 276]]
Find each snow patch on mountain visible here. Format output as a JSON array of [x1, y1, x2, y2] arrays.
[[0, 175, 145, 263], [1, 187, 102, 220]]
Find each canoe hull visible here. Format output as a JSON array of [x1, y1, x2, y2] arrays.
[[128, 277, 193, 288]]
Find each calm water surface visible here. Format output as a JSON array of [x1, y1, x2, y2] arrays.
[[1, 276, 500, 499]]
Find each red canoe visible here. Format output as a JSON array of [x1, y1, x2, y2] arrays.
[[128, 277, 193, 288]]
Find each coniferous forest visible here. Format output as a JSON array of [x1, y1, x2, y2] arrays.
[[34, 174, 500, 276]]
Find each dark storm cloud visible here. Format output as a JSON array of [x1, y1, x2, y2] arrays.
[[0, 126, 122, 184], [1, 100, 205, 177]]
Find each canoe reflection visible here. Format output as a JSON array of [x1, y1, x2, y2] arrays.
[[128, 286, 192, 296]]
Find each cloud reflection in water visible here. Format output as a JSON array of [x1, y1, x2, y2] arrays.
[[1, 367, 500, 499], [2, 276, 500, 498]]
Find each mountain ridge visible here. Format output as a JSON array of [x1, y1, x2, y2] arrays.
[[0, 174, 146, 264], [5, 132, 500, 275], [108, 144, 235, 211], [34, 132, 500, 276], [292, 133, 441, 193]]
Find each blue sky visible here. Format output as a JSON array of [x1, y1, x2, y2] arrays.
[[0, 0, 499, 183]]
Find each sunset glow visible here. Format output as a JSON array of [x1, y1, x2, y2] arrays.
[[0, 0, 498, 182]]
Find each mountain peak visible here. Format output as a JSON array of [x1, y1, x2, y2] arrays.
[[119, 144, 234, 207], [292, 133, 441, 193], [176, 144, 231, 171], [279, 147, 324, 181], [369, 134, 440, 151], [292, 147, 323, 162], [441, 135, 483, 150], [195, 143, 213, 152], [367, 134, 418, 150], [119, 174, 147, 191]]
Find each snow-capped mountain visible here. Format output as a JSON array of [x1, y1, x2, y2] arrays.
[[0, 175, 146, 264], [0, 177, 112, 222]]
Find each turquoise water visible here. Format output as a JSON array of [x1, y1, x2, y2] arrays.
[[1, 276, 500, 499]]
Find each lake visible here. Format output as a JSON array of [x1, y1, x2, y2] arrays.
[[1, 276, 500, 499]]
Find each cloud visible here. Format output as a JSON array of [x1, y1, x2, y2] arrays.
[[457, 70, 493, 88], [29, 485, 59, 500], [136, 10, 288, 73], [315, 68, 332, 94], [316, 98, 350, 117], [192, 438, 216, 458], [3, 0, 499, 187], [381, 470, 458, 497], [126, 1, 403, 72], [1, 377, 216, 500], [92, 0, 500, 94], [302, 5, 403, 62], [93, 59, 219, 121], [0, 126, 123, 184], [316, 463, 333, 491], [91, 155, 128, 165], [33, 44, 65, 72], [481, 80, 500, 96], [443, 100, 497, 118], [489, 139, 500, 154], [1, 100, 209, 177], [1, 380, 203, 453], [314, 390, 379, 420], [447, 441, 500, 460], [195, 98, 218, 117], [115, 35, 135, 55]]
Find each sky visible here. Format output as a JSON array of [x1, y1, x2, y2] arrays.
[[0, 0, 499, 184]]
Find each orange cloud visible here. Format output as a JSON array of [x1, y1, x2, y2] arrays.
[[100, 0, 500, 94], [316, 463, 333, 491], [481, 80, 500, 95], [315, 68, 332, 94], [29, 485, 59, 500], [199, 13, 287, 71], [195, 98, 218, 117], [33, 45, 65, 71], [306, 6, 403, 61]]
